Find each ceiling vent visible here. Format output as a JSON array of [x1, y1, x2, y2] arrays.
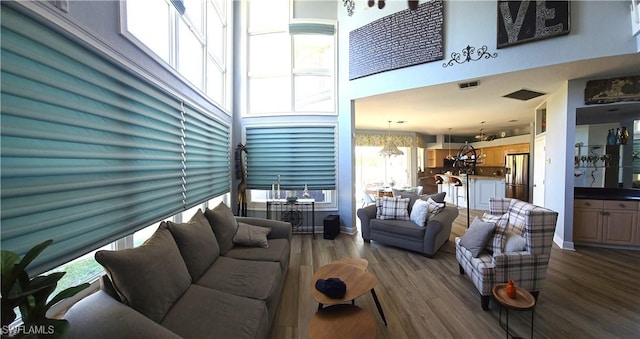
[[503, 89, 546, 101], [458, 80, 479, 89]]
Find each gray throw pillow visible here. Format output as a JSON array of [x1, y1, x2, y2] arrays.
[[481, 212, 509, 254], [423, 191, 446, 204], [167, 209, 220, 281], [459, 217, 496, 258], [95, 223, 191, 323], [204, 202, 239, 255], [233, 222, 272, 248]]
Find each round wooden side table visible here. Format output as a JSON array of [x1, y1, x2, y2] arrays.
[[492, 284, 536, 339], [308, 304, 375, 339]]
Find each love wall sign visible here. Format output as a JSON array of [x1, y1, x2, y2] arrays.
[[497, 0, 570, 48]]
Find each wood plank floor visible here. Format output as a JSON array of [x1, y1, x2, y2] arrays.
[[268, 208, 640, 339]]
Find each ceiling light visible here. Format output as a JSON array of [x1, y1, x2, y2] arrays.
[[379, 120, 404, 157]]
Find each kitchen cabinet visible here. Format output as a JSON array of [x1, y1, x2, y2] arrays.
[[479, 146, 506, 167], [574, 199, 638, 246], [447, 176, 506, 210], [502, 143, 530, 157], [473, 179, 506, 210], [426, 149, 451, 168]]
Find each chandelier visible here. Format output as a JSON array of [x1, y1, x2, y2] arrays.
[[379, 120, 404, 157]]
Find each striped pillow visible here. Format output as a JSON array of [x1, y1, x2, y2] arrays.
[[377, 197, 410, 220], [481, 212, 509, 254]]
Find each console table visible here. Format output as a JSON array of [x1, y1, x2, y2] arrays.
[[266, 199, 315, 237]]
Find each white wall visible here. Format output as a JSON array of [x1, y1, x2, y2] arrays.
[[338, 0, 639, 240], [340, 1, 637, 101]]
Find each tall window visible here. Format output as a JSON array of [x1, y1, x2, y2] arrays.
[[246, 1, 336, 115], [122, 0, 232, 111]]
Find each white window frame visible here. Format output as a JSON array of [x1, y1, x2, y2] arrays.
[[243, 0, 337, 117], [119, 0, 232, 113]]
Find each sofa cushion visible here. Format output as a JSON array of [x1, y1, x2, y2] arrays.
[[459, 217, 496, 258], [161, 285, 269, 339], [233, 222, 271, 248], [504, 231, 527, 252], [166, 209, 220, 281], [225, 238, 290, 274], [376, 196, 410, 220], [425, 198, 445, 221], [370, 219, 426, 238], [95, 223, 191, 323], [409, 199, 429, 227], [481, 212, 509, 254], [397, 192, 446, 213], [205, 202, 239, 255], [196, 256, 281, 302]]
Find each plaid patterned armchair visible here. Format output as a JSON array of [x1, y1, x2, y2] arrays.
[[455, 198, 558, 310]]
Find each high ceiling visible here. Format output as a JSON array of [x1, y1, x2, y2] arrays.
[[354, 54, 640, 138]]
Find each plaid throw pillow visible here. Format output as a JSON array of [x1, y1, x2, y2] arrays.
[[378, 197, 410, 220], [425, 198, 445, 221], [481, 212, 509, 254]]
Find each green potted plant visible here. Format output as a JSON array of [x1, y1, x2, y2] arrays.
[[1, 240, 89, 338]]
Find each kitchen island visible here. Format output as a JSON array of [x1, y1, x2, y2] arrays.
[[437, 174, 505, 211]]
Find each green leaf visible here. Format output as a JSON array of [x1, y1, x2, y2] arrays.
[[46, 283, 90, 309], [1, 250, 21, 296], [15, 240, 53, 274], [8, 273, 64, 300]]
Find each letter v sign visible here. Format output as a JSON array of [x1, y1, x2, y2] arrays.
[[500, 0, 530, 44]]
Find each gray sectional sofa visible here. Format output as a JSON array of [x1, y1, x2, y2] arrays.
[[64, 203, 291, 339], [357, 192, 459, 257]]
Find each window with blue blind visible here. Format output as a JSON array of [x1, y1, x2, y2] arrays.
[[245, 125, 336, 191], [0, 6, 230, 275]]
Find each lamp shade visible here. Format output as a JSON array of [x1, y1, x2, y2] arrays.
[[379, 137, 404, 157]]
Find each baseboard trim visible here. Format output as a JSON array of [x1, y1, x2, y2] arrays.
[[553, 234, 575, 251]]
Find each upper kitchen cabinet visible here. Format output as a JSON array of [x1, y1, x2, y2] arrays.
[[426, 149, 451, 168]]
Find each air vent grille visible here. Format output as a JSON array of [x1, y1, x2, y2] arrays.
[[503, 89, 546, 101], [458, 81, 479, 89]]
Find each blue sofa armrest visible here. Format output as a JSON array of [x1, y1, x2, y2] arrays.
[[422, 206, 458, 256], [357, 204, 377, 241]]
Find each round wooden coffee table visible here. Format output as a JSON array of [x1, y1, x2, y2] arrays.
[[311, 260, 387, 326], [331, 258, 368, 271], [308, 304, 375, 339], [492, 284, 536, 339]]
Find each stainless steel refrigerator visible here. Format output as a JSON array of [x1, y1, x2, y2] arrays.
[[505, 153, 529, 202]]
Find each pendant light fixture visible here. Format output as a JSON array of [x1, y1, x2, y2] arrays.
[[446, 128, 453, 160], [477, 121, 486, 163], [379, 120, 404, 157]]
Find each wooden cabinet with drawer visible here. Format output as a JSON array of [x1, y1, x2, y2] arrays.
[[574, 199, 638, 246]]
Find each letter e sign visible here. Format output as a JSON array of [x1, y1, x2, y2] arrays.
[[497, 1, 570, 48]]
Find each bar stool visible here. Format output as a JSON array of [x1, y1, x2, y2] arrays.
[[449, 176, 465, 206]]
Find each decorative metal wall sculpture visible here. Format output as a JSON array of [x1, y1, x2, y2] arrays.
[[235, 143, 248, 216], [343, 0, 354, 16], [442, 45, 497, 68]]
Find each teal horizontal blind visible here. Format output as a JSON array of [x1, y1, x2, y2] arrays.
[[182, 102, 230, 207], [0, 6, 229, 275], [245, 126, 336, 190]]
